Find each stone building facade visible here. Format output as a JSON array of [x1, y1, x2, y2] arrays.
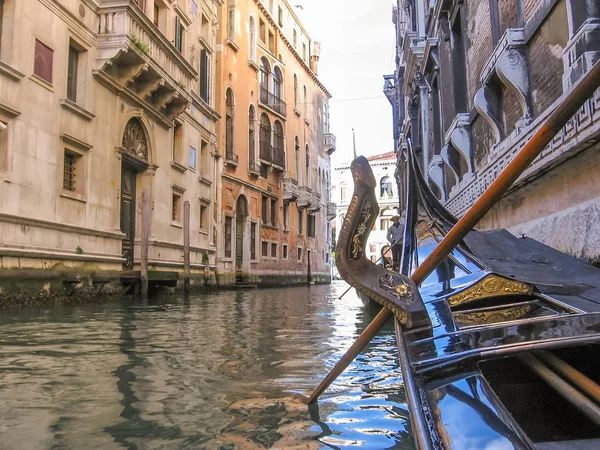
[[0, 0, 222, 298], [385, 0, 600, 262], [332, 152, 400, 269], [214, 0, 336, 286]]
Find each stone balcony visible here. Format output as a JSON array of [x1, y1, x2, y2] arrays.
[[308, 192, 321, 212], [324, 133, 336, 155], [326, 202, 337, 221], [283, 178, 299, 203], [297, 186, 313, 210], [94, 2, 197, 126]]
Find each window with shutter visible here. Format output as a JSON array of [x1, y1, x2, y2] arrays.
[[200, 49, 209, 103], [67, 46, 79, 102], [175, 17, 183, 53]]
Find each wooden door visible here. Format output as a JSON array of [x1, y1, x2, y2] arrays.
[[120, 166, 136, 270]]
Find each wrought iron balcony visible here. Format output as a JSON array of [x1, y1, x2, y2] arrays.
[[297, 186, 313, 209], [260, 87, 287, 117], [283, 178, 299, 202], [95, 3, 196, 124], [324, 133, 336, 155], [326, 202, 337, 220]]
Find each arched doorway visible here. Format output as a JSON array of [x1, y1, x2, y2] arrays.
[[120, 118, 149, 269], [235, 195, 248, 275]]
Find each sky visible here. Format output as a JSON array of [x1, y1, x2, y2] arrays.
[[293, 0, 396, 168]]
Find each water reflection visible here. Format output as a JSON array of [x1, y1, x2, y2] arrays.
[[0, 283, 413, 449]]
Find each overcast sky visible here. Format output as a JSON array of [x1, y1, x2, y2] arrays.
[[294, 0, 396, 168]]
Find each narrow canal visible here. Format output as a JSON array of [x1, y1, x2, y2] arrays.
[[0, 282, 413, 449]]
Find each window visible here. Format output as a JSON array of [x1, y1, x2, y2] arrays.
[[295, 136, 300, 181], [200, 49, 210, 103], [154, 3, 159, 26], [273, 67, 283, 100], [283, 244, 288, 259], [172, 121, 183, 160], [270, 198, 277, 226], [175, 17, 183, 53], [190, 0, 197, 17], [262, 241, 268, 257], [292, 76, 299, 112], [302, 43, 306, 61], [249, 105, 256, 169], [261, 196, 268, 225], [323, 102, 330, 134], [200, 140, 209, 177], [259, 112, 271, 163], [189, 146, 196, 169], [251, 222, 257, 260], [259, 57, 270, 95], [227, 3, 235, 40], [225, 216, 232, 258], [298, 209, 303, 234], [278, 6, 283, 26], [66, 45, 79, 102], [34, 39, 53, 84], [271, 243, 277, 258], [269, 0, 274, 13], [172, 192, 182, 224], [248, 17, 256, 61], [380, 176, 393, 198], [283, 203, 289, 231], [63, 150, 81, 192], [297, 247, 303, 261], [305, 144, 310, 185], [293, 29, 297, 48], [225, 89, 234, 160], [200, 203, 208, 232], [369, 244, 376, 253], [340, 185, 347, 202], [380, 218, 390, 230], [273, 120, 284, 165], [201, 15, 210, 41], [303, 86, 308, 117], [307, 214, 315, 238], [268, 30, 275, 54], [259, 19, 266, 43]]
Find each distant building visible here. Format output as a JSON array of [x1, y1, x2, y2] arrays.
[[215, 0, 336, 286], [332, 151, 400, 266], [385, 0, 600, 262]]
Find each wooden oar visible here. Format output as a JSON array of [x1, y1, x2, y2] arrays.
[[305, 61, 600, 405]]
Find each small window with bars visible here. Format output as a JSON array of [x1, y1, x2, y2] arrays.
[[283, 244, 288, 259], [261, 241, 268, 257], [251, 222, 257, 260], [271, 243, 277, 258], [63, 150, 80, 192], [225, 216, 233, 258]]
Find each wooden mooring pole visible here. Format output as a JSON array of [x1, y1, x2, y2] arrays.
[[140, 188, 150, 296], [183, 200, 191, 293]]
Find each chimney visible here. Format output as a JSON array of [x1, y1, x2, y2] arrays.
[[310, 41, 321, 75]]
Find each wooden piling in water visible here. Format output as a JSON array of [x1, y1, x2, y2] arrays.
[[140, 189, 150, 296], [184, 200, 190, 293]]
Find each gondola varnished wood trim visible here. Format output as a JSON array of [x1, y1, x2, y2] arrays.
[[454, 304, 535, 326], [447, 274, 532, 307]]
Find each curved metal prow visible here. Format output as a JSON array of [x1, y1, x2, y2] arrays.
[[335, 156, 431, 330]]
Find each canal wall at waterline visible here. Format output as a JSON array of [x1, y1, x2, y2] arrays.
[[0, 260, 330, 307]]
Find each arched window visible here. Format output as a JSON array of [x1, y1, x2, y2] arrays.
[[259, 113, 271, 161], [273, 120, 284, 167], [303, 85, 308, 117], [380, 176, 393, 198], [249, 105, 256, 168], [295, 136, 301, 182], [225, 88, 235, 160], [273, 67, 283, 100], [305, 143, 310, 185], [293, 74, 298, 110], [248, 17, 256, 62], [260, 57, 270, 97]]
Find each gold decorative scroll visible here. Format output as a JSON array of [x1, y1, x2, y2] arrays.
[[453, 305, 535, 326], [447, 274, 532, 307]]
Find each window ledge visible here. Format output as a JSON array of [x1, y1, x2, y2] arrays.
[[225, 38, 240, 53], [29, 74, 53, 92], [171, 222, 183, 229], [189, 167, 197, 173], [171, 161, 187, 173], [294, 108, 301, 117], [199, 229, 209, 236], [198, 36, 214, 54], [60, 99, 95, 121], [221, 257, 234, 262], [60, 191, 87, 203], [304, 118, 311, 127], [248, 59, 259, 71], [199, 176, 213, 186], [0, 60, 25, 82], [261, 224, 279, 231]]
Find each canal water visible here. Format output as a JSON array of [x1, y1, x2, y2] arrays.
[[0, 282, 414, 449]]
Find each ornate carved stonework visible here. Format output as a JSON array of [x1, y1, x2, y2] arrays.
[[122, 119, 148, 162], [447, 274, 531, 307], [454, 304, 535, 326]]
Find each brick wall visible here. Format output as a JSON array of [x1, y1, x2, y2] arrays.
[[438, 27, 456, 134], [502, 84, 522, 134], [529, 5, 567, 117], [499, 0, 519, 34], [472, 115, 497, 170], [524, 0, 544, 22], [465, 0, 494, 108]]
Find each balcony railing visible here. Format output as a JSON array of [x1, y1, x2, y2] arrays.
[[309, 192, 322, 212], [260, 87, 287, 117], [283, 178, 299, 202], [297, 186, 313, 209]]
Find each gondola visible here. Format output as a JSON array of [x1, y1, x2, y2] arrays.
[[331, 68, 600, 448]]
